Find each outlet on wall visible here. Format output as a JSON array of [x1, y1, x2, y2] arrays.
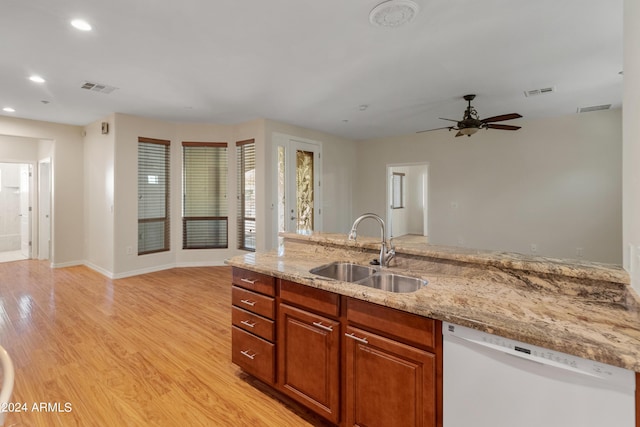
[[126, 246, 133, 255], [530, 243, 538, 253], [576, 247, 584, 258]]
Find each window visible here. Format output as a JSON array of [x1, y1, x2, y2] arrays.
[[138, 137, 170, 255], [237, 139, 256, 251], [182, 142, 228, 249], [392, 172, 405, 209]]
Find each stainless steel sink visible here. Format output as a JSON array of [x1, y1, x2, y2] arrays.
[[309, 262, 427, 293], [309, 262, 378, 282], [357, 272, 427, 293]]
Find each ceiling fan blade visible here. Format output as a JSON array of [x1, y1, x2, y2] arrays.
[[486, 123, 521, 131], [455, 131, 464, 137], [481, 113, 522, 123], [439, 117, 460, 123], [416, 126, 453, 133]]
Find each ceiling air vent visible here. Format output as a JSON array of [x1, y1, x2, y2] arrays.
[[577, 104, 611, 114], [80, 81, 118, 94], [524, 86, 556, 97]]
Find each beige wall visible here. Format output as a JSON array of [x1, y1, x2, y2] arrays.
[[624, 0, 640, 291], [354, 109, 622, 263], [0, 116, 84, 266], [83, 115, 115, 274]]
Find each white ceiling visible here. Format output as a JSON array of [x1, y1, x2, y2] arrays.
[[0, 0, 623, 141]]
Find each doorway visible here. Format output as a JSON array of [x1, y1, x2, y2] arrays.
[[386, 163, 429, 240], [38, 159, 51, 260], [0, 162, 32, 262], [274, 133, 323, 248]]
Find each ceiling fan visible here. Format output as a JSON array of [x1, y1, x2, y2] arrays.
[[422, 94, 522, 137]]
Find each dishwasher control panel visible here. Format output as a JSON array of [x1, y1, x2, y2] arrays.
[[443, 322, 634, 389]]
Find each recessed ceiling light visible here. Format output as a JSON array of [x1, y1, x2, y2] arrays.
[[3, 107, 16, 113], [71, 19, 92, 31], [29, 75, 46, 83]]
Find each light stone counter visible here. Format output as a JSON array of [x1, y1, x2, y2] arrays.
[[226, 232, 640, 372]]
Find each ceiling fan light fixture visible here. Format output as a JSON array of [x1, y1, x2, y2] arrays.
[[459, 127, 479, 136], [369, 0, 419, 28]]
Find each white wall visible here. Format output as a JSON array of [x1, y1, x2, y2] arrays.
[[0, 116, 84, 266], [624, 0, 640, 291], [83, 115, 115, 275], [354, 109, 622, 263]]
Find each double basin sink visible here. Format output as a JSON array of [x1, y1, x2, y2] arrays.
[[309, 262, 427, 293]]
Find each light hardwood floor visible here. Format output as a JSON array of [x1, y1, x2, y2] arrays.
[[0, 261, 333, 426]]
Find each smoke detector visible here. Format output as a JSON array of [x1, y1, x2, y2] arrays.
[[369, 0, 419, 28]]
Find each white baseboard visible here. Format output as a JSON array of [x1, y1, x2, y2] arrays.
[[51, 260, 84, 268]]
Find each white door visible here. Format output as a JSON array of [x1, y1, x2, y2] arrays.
[[38, 160, 51, 260], [275, 134, 322, 246], [19, 164, 31, 258]]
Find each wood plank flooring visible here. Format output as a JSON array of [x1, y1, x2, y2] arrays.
[[0, 261, 333, 426]]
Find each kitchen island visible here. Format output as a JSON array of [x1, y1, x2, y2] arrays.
[[228, 232, 640, 370], [226, 232, 640, 426]]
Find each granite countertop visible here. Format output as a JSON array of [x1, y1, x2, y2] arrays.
[[226, 232, 640, 372]]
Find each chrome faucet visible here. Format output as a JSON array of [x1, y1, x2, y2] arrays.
[[348, 213, 396, 267]]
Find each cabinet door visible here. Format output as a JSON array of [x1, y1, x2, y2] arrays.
[[345, 326, 437, 427], [278, 303, 340, 424]]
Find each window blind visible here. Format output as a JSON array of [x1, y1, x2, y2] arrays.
[[182, 142, 228, 249], [237, 139, 256, 251], [138, 137, 170, 255]]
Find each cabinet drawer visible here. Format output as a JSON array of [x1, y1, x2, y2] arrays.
[[232, 268, 275, 296], [232, 286, 275, 319], [280, 280, 340, 318], [232, 306, 275, 342], [347, 298, 436, 350], [232, 326, 275, 384]]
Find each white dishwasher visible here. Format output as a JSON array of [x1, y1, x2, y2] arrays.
[[443, 322, 635, 427]]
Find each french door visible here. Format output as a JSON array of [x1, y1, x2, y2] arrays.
[[275, 134, 322, 246]]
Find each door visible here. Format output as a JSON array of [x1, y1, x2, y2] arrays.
[[345, 326, 437, 427], [275, 134, 322, 246], [19, 164, 32, 258], [278, 303, 340, 423], [38, 160, 51, 260]]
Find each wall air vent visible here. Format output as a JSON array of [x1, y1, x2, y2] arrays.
[[524, 86, 556, 97], [577, 104, 611, 114], [80, 81, 118, 94]]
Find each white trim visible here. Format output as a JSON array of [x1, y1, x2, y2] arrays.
[[51, 260, 84, 268]]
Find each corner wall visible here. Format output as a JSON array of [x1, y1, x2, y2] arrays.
[[623, 0, 640, 291]]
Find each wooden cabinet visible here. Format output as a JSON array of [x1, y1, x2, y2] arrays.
[[231, 268, 276, 384], [344, 299, 442, 427], [344, 326, 437, 427], [230, 268, 442, 427], [278, 280, 341, 424]]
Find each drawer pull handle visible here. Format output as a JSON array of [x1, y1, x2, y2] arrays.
[[313, 321, 333, 332], [345, 332, 369, 344], [240, 350, 256, 360], [241, 278, 257, 285], [240, 320, 256, 328], [240, 299, 256, 307]]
